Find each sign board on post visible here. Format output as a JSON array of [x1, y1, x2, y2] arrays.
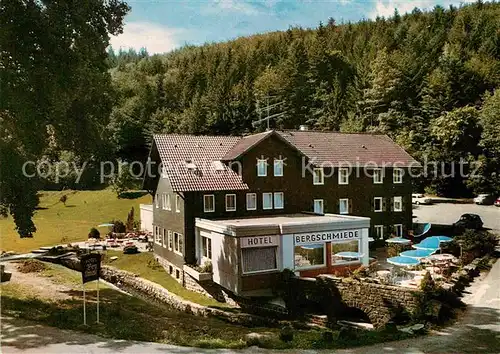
[[80, 253, 102, 325], [81, 253, 101, 283]]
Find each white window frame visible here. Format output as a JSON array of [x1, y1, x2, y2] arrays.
[[274, 159, 284, 177], [173, 232, 183, 255], [294, 244, 327, 270], [257, 159, 267, 177], [373, 168, 384, 184], [225, 194, 236, 212], [155, 194, 159, 208], [162, 229, 167, 248], [166, 194, 171, 211], [313, 168, 324, 185], [203, 194, 215, 213], [241, 247, 279, 274], [273, 192, 284, 209], [314, 199, 324, 214], [394, 196, 403, 212], [201, 235, 212, 261], [339, 198, 349, 215], [174, 194, 181, 213], [262, 192, 273, 210], [374, 197, 383, 212], [394, 224, 403, 237], [393, 168, 403, 184], [168, 230, 173, 250], [246, 193, 257, 211], [375, 225, 384, 239], [338, 168, 349, 185], [154, 226, 161, 245]]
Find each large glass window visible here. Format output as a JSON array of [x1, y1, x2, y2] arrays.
[[331, 240, 359, 265], [294, 244, 325, 269], [242, 247, 277, 273]]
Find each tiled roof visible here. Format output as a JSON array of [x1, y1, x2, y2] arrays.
[[153, 135, 249, 192], [277, 131, 420, 167], [221, 131, 274, 160], [152, 130, 420, 192]]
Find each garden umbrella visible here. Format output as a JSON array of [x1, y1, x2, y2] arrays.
[[387, 256, 421, 267], [415, 236, 453, 250], [386, 237, 411, 244], [412, 242, 440, 251], [400, 249, 436, 259], [334, 251, 364, 259]]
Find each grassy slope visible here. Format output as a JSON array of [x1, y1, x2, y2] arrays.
[[103, 251, 230, 308], [0, 189, 151, 253]]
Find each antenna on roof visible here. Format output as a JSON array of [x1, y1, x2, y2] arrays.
[[253, 95, 285, 130]]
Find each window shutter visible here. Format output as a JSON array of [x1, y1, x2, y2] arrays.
[[383, 198, 387, 211], [402, 197, 405, 211], [390, 197, 394, 212], [349, 199, 353, 214]]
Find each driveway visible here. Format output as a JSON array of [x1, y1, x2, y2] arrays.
[[413, 203, 500, 232], [2, 259, 499, 353]]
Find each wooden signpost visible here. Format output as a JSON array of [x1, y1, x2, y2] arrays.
[[81, 253, 102, 325]]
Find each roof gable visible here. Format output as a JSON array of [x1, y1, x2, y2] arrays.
[[221, 130, 303, 161]]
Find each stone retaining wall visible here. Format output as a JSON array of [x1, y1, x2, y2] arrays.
[[316, 275, 421, 328], [44, 255, 276, 327]]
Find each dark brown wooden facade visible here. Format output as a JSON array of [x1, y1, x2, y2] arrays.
[[149, 133, 414, 271]]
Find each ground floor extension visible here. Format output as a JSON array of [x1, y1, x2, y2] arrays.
[[185, 213, 371, 297]]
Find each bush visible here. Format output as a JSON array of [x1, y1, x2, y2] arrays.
[[279, 323, 294, 342], [450, 229, 498, 264], [88, 227, 100, 239], [420, 271, 436, 292], [111, 220, 126, 233]]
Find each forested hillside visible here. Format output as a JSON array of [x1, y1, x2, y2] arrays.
[[108, 2, 500, 197]]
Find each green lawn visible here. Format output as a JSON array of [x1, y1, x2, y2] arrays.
[[103, 251, 230, 308], [0, 189, 151, 253]]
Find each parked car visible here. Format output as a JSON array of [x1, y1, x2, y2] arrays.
[[473, 194, 495, 205], [453, 214, 483, 231], [412, 193, 432, 205], [495, 197, 500, 207]]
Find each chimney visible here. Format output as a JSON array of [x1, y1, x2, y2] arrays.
[[299, 125, 309, 131]]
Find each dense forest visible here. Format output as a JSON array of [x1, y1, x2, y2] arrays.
[[52, 3, 500, 197]]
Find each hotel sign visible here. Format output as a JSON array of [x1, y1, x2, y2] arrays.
[[294, 229, 361, 246], [241, 235, 279, 248]]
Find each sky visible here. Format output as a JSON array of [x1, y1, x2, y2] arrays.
[[110, 0, 471, 54]]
